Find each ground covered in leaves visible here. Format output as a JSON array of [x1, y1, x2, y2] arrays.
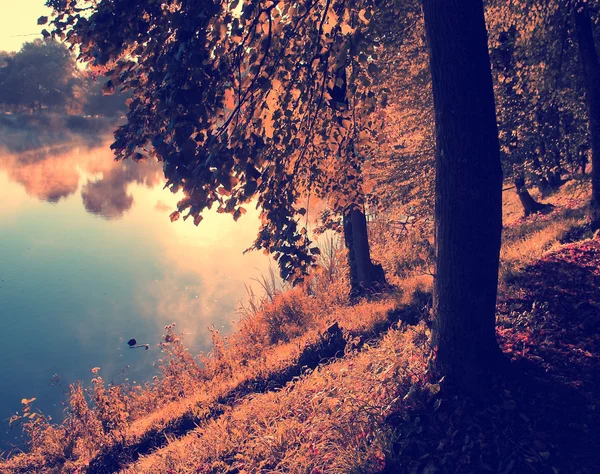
[[384, 236, 600, 474]]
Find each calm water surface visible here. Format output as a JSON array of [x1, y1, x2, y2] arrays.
[[0, 134, 269, 448]]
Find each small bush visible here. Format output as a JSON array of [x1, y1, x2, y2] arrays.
[[241, 287, 314, 346]]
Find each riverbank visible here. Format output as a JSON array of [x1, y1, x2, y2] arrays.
[[1, 178, 598, 473]]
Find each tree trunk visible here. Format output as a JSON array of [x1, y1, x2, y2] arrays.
[[546, 168, 562, 189], [575, 2, 600, 231], [547, 103, 564, 190], [536, 140, 561, 195], [532, 155, 551, 195], [579, 145, 589, 175], [515, 174, 547, 216], [343, 204, 387, 298], [330, 63, 387, 297], [422, 0, 505, 390]]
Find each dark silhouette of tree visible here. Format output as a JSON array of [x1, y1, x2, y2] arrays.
[[0, 40, 79, 113], [0, 51, 16, 112], [328, 63, 387, 296], [422, 0, 505, 390], [491, 26, 547, 216], [487, 0, 589, 197], [574, 0, 600, 230]]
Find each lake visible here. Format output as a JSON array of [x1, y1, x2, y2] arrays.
[[0, 130, 270, 449]]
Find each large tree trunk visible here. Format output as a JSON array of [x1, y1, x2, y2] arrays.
[[343, 204, 387, 298], [575, 2, 600, 231], [422, 0, 505, 390]]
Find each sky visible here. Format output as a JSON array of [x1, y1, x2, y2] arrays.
[[0, 0, 52, 52]]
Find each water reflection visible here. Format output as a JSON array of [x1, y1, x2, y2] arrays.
[[0, 136, 269, 448], [0, 142, 163, 217], [81, 159, 162, 218]]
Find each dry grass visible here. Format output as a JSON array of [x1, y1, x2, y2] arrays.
[[500, 179, 591, 284], [1, 299, 411, 473], [122, 323, 431, 474]]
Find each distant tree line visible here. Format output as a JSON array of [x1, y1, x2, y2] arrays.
[[0, 39, 127, 118]]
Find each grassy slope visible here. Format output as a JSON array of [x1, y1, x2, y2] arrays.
[[1, 178, 598, 473]]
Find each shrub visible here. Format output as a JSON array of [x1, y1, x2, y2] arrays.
[[243, 287, 314, 346]]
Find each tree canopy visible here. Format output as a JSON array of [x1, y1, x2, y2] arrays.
[[43, 0, 392, 282]]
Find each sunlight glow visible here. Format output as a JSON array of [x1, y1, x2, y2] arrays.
[[0, 0, 52, 52]]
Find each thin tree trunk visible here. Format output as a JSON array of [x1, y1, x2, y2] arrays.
[[547, 103, 564, 189], [343, 204, 386, 298], [515, 173, 547, 216], [580, 146, 589, 175], [422, 0, 505, 390], [537, 139, 561, 195], [575, 2, 600, 231], [532, 155, 551, 195], [330, 64, 387, 297], [547, 168, 562, 189]]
